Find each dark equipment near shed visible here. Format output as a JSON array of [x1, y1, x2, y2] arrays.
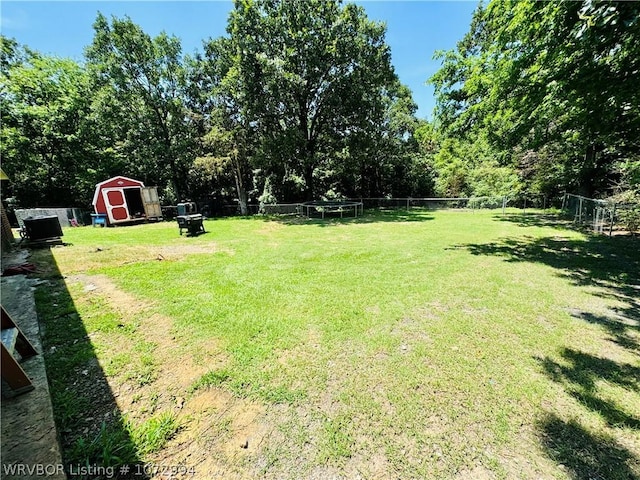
[[22, 216, 64, 242], [176, 202, 205, 236]]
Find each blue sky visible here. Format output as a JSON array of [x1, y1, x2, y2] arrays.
[[0, 1, 478, 119]]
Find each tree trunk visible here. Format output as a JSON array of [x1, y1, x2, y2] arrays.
[[302, 135, 318, 201], [303, 163, 314, 201], [170, 174, 182, 202], [233, 156, 249, 216]]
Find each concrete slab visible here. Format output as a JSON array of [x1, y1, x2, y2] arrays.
[[1, 258, 66, 480]]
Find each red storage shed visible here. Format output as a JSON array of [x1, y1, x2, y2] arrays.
[[92, 176, 162, 225]]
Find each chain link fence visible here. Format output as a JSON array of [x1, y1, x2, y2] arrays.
[[211, 194, 638, 235], [347, 195, 555, 212], [561, 193, 640, 235], [257, 195, 556, 217]]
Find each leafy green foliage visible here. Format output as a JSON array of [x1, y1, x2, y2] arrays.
[[8, 0, 636, 208], [431, 135, 519, 198], [2, 5, 434, 210], [85, 14, 196, 200], [620, 208, 640, 234], [0, 44, 101, 207], [610, 191, 640, 234], [226, 0, 418, 201], [190, 36, 256, 213], [431, 0, 640, 199]]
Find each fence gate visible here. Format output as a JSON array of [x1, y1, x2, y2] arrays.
[[563, 193, 616, 235]]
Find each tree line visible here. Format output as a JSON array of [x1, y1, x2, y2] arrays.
[[1, 0, 638, 214], [431, 0, 639, 204]]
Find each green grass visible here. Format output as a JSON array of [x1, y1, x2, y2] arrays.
[[69, 421, 138, 467], [319, 413, 355, 464], [35, 209, 639, 479], [189, 369, 231, 393], [130, 412, 181, 456]]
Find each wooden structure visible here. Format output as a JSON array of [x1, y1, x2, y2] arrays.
[[92, 176, 162, 225], [1, 306, 37, 395], [1, 203, 13, 252]]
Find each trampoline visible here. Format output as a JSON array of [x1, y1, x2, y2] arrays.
[[300, 200, 364, 219]]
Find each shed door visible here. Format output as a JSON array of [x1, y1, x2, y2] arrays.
[[102, 188, 130, 223], [141, 187, 162, 219]]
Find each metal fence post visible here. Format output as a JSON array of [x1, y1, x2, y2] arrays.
[[609, 204, 616, 236], [578, 196, 583, 224]]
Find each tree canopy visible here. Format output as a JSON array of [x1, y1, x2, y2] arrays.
[[85, 13, 196, 201], [431, 0, 640, 198], [1, 0, 638, 210], [226, 0, 398, 200], [2, 1, 431, 209], [1, 41, 100, 206]]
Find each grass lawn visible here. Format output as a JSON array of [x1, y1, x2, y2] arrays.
[[31, 209, 639, 479]]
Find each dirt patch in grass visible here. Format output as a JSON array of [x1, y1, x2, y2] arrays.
[[454, 465, 497, 479], [257, 222, 285, 235], [154, 389, 271, 479], [48, 272, 402, 479], [413, 301, 450, 321], [156, 243, 236, 258], [70, 273, 208, 395], [72, 273, 148, 313], [55, 242, 234, 274], [59, 274, 279, 478]]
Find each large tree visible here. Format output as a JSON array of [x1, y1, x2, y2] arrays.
[[189, 37, 256, 214], [86, 14, 196, 201], [227, 0, 399, 201], [337, 81, 432, 198], [2, 5, 435, 210]]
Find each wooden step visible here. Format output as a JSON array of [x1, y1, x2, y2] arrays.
[[1, 306, 37, 396]]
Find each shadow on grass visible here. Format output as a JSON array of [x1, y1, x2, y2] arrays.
[[539, 414, 638, 480], [458, 220, 640, 477], [539, 349, 640, 430], [495, 211, 639, 240], [261, 209, 435, 227], [462, 233, 640, 304], [181, 230, 208, 238], [570, 310, 640, 353], [31, 247, 148, 479], [493, 212, 575, 230], [459, 231, 640, 352]]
